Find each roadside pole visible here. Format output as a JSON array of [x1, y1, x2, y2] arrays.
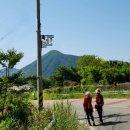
[[36, 0, 43, 112], [36, 0, 54, 112]]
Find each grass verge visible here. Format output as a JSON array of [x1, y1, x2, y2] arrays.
[[50, 101, 87, 130]]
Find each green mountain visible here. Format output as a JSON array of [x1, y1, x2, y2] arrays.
[[21, 50, 79, 78]]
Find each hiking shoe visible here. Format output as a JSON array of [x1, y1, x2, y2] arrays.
[[88, 120, 91, 126], [93, 122, 96, 126], [88, 122, 91, 126], [89, 123, 92, 126], [99, 119, 103, 124]]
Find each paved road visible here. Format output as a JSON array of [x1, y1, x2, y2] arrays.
[[71, 98, 130, 130], [32, 98, 130, 130]]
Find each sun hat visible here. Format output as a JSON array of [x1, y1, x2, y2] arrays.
[[95, 88, 101, 94], [85, 91, 91, 96]]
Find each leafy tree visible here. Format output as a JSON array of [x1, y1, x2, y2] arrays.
[[27, 76, 37, 90], [77, 55, 104, 68], [0, 48, 23, 76], [56, 66, 81, 82], [79, 66, 102, 85], [49, 66, 81, 87], [0, 49, 23, 116], [100, 61, 130, 84], [42, 78, 51, 89], [77, 55, 130, 86], [49, 73, 64, 87], [106, 60, 129, 68]]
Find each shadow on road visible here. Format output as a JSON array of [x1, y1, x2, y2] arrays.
[[103, 113, 130, 119], [78, 113, 130, 120], [98, 120, 128, 126], [78, 113, 129, 126]]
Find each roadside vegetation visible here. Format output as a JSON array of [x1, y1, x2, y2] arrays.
[[0, 49, 52, 129], [50, 101, 87, 130], [0, 49, 130, 129], [0, 49, 87, 129], [28, 54, 130, 99]]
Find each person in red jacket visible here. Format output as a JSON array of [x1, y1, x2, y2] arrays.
[[83, 91, 95, 126], [95, 88, 104, 124]]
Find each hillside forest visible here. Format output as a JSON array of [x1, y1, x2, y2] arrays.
[[0, 49, 130, 89]]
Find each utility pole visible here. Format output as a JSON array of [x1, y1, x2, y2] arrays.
[[36, 0, 43, 111], [36, 0, 54, 112]]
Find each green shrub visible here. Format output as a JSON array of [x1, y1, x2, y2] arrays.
[[44, 93, 58, 100], [28, 107, 52, 130], [82, 85, 95, 92], [0, 91, 52, 129], [51, 101, 86, 130], [0, 117, 15, 130], [6, 97, 30, 124], [29, 91, 37, 100]]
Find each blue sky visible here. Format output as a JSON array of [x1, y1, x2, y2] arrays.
[[0, 0, 130, 69]]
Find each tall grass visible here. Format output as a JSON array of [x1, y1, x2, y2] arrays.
[[50, 101, 87, 130], [28, 107, 52, 130]]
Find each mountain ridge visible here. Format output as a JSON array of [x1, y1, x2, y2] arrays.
[[20, 50, 79, 78], [0, 50, 79, 78]]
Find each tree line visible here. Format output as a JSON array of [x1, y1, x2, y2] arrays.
[[28, 54, 130, 89], [0, 49, 130, 91]]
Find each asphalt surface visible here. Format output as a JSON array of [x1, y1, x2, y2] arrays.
[[71, 98, 130, 130], [32, 98, 130, 130]]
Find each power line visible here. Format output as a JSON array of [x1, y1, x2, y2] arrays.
[[0, 31, 12, 41]]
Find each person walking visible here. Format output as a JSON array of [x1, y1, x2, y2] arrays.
[[95, 88, 104, 124], [83, 91, 95, 126]]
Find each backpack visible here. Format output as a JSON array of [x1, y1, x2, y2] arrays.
[[98, 95, 104, 106]]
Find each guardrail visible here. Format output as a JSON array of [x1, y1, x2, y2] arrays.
[[55, 91, 130, 96], [102, 91, 130, 95]]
